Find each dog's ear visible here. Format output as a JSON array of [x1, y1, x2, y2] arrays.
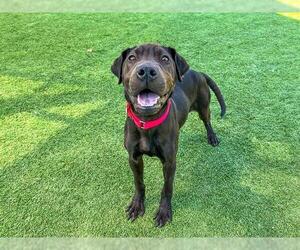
[[111, 47, 133, 84], [166, 47, 189, 82]]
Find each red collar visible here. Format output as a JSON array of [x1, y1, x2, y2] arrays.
[[126, 99, 172, 130]]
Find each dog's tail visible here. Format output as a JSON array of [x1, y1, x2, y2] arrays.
[[203, 73, 226, 118]]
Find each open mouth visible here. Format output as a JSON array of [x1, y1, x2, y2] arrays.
[[137, 89, 160, 108]]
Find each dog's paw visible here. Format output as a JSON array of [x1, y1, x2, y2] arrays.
[[154, 204, 172, 227], [208, 133, 220, 147], [126, 197, 145, 222]]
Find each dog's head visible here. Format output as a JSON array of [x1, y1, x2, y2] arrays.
[[111, 44, 189, 116]]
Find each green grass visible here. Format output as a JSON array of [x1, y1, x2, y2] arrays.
[[0, 13, 299, 237]]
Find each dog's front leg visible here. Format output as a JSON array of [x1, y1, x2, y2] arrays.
[[155, 154, 176, 227], [126, 154, 145, 221]]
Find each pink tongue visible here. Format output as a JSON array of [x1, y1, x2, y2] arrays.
[[137, 92, 160, 107]]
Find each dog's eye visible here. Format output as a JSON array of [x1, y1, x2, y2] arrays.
[[161, 55, 169, 62], [128, 55, 136, 61]]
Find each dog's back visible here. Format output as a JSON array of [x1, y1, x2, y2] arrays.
[[172, 69, 226, 128]]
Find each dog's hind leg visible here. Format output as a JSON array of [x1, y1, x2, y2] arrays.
[[193, 81, 219, 147], [196, 86, 220, 146], [198, 106, 219, 147]]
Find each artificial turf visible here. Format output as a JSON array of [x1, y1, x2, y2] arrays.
[[0, 13, 299, 237]]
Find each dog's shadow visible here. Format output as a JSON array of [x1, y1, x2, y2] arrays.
[[167, 112, 295, 236]]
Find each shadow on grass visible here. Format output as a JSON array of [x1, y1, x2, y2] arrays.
[[172, 115, 297, 236], [0, 71, 129, 235]]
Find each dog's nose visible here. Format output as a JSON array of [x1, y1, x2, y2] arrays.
[[137, 66, 158, 80]]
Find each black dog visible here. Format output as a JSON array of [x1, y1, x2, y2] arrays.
[[111, 44, 226, 227]]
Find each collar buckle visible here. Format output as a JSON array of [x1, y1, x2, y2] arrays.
[[140, 120, 145, 128]]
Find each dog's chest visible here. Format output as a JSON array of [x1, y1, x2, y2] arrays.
[[138, 135, 157, 156]]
